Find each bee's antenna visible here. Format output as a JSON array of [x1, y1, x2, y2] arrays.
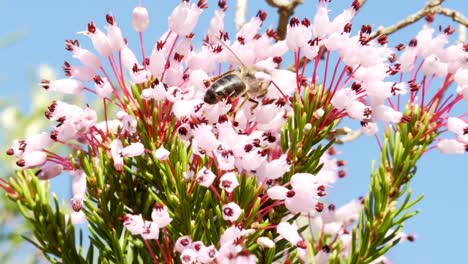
[[215, 36, 246, 69]]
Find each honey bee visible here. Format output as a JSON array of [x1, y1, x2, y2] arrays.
[[203, 39, 270, 105]]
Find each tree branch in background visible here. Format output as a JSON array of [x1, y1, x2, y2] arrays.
[[265, 0, 304, 40], [370, 0, 468, 39], [459, 24, 466, 43], [235, 0, 247, 30]]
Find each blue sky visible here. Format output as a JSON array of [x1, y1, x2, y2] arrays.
[[1, 0, 467, 263]]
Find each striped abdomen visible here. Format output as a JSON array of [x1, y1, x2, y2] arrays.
[[211, 73, 247, 99]]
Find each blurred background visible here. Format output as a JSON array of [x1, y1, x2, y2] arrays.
[[0, 0, 466, 263]]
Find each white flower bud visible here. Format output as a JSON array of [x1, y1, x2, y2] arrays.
[[120, 142, 145, 157], [257, 237, 275, 249], [154, 146, 170, 161], [267, 186, 288, 200], [132, 6, 149, 32]]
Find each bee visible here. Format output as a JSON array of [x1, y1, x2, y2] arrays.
[[203, 39, 270, 105]]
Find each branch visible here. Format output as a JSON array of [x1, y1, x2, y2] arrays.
[[265, 0, 304, 40], [370, 0, 468, 39], [235, 0, 247, 30], [432, 5, 468, 27]]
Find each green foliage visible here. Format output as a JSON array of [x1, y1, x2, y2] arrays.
[[347, 108, 438, 264]]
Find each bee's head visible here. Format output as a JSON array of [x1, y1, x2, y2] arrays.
[[204, 89, 219, 104]]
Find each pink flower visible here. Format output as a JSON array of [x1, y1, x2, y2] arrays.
[[196, 167, 216, 187], [154, 146, 170, 161], [141, 221, 160, 240], [36, 161, 63, 180], [132, 6, 149, 32], [168, 1, 204, 37], [219, 172, 239, 193], [151, 204, 172, 228], [175, 236, 192, 253], [40, 79, 84, 95], [222, 202, 242, 222], [277, 222, 307, 249], [122, 214, 145, 235], [437, 139, 466, 154]]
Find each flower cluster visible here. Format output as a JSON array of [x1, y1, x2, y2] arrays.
[[4, 0, 467, 263]]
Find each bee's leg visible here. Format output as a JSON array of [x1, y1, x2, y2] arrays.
[[233, 96, 249, 112], [248, 98, 260, 112]]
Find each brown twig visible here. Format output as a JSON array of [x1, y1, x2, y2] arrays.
[[370, 0, 468, 39], [235, 0, 247, 30], [265, 0, 304, 40]]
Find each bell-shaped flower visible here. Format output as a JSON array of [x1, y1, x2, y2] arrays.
[[219, 225, 243, 246], [36, 161, 63, 180], [66, 42, 102, 71], [267, 186, 289, 200], [119, 142, 145, 158], [94, 77, 113, 98], [219, 172, 239, 193], [346, 101, 371, 121], [334, 199, 363, 226], [16, 150, 47, 168], [277, 222, 307, 249], [331, 88, 356, 111], [437, 139, 466, 154], [222, 202, 242, 222], [122, 214, 145, 235], [40, 79, 84, 95], [72, 170, 87, 196], [151, 204, 172, 228], [196, 167, 216, 187], [110, 139, 124, 171], [105, 14, 125, 51], [154, 146, 170, 161], [198, 245, 218, 263], [168, 1, 203, 37], [373, 105, 402, 123], [82, 22, 112, 58], [286, 18, 312, 51], [180, 248, 198, 264], [175, 236, 192, 253], [70, 210, 87, 225], [257, 237, 275, 249], [256, 154, 291, 180], [193, 124, 219, 153], [141, 221, 159, 240]]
